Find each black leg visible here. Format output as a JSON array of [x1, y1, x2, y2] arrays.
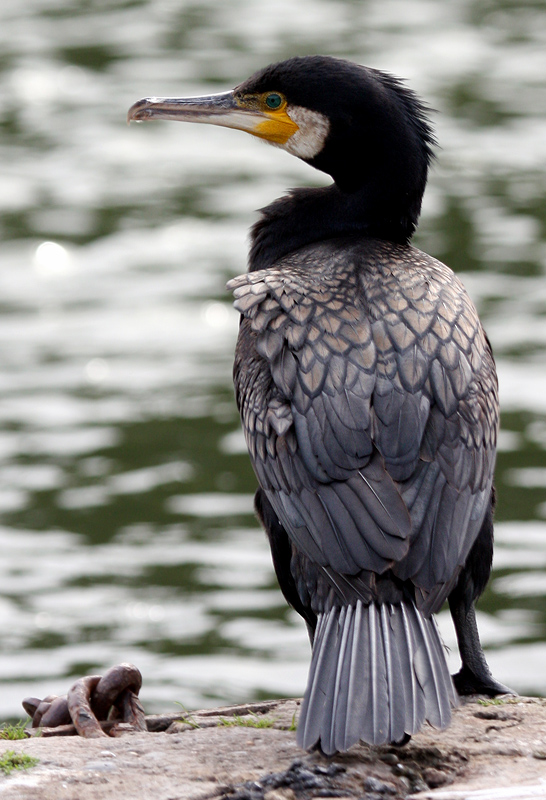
[[254, 488, 317, 639], [449, 598, 514, 695], [448, 488, 515, 696]]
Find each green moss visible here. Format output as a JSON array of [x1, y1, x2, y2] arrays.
[[477, 698, 506, 706], [0, 721, 28, 741], [174, 704, 200, 729], [0, 751, 39, 775], [219, 713, 275, 729]]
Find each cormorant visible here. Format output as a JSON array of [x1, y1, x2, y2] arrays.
[[128, 55, 512, 754]]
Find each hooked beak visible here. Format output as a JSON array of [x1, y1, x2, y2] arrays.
[[127, 90, 299, 145]]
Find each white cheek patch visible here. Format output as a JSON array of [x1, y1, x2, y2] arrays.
[[281, 106, 330, 159]]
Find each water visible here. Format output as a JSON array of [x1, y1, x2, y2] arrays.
[[0, 0, 545, 719]]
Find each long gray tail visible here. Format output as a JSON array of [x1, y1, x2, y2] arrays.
[[297, 599, 456, 754]]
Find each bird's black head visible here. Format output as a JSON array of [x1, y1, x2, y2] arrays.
[[236, 56, 436, 239], [128, 55, 436, 244]]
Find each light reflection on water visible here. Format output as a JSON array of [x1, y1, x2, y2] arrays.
[[0, 0, 545, 719]]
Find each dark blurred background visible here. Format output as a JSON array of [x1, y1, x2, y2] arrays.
[[0, 0, 545, 719]]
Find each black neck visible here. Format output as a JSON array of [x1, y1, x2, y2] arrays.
[[248, 184, 415, 272]]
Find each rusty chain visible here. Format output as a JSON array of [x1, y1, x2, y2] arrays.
[[23, 663, 147, 738]]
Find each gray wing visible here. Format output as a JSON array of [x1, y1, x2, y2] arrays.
[[363, 249, 498, 610], [228, 244, 498, 609]]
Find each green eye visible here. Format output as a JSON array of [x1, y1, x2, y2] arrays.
[[265, 93, 283, 109]]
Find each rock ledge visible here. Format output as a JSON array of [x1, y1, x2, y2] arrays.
[[1, 696, 546, 799]]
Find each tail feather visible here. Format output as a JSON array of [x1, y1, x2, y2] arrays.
[[297, 609, 338, 749], [368, 603, 389, 745], [297, 599, 456, 754], [412, 607, 456, 728], [342, 599, 367, 748], [325, 604, 352, 754], [390, 601, 425, 734], [380, 604, 407, 743], [329, 604, 354, 752]]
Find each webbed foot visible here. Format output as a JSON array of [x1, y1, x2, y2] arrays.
[[452, 664, 516, 697]]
